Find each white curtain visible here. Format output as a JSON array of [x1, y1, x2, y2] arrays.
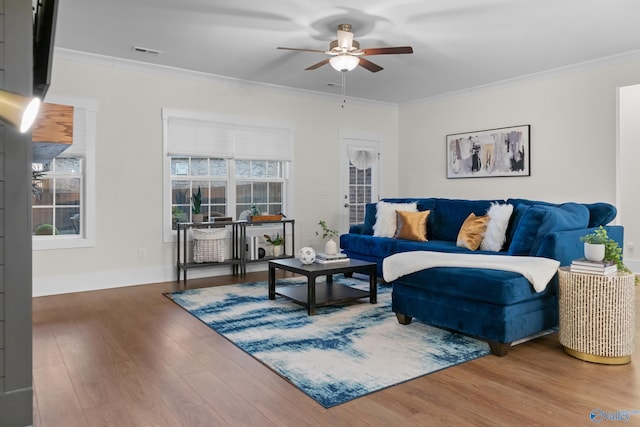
[[347, 148, 376, 170]]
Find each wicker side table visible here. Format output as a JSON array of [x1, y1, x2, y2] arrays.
[[558, 267, 635, 364]]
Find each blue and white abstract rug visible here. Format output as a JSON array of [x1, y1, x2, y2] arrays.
[[166, 276, 490, 408]]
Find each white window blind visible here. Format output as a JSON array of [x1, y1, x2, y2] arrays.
[[234, 125, 292, 161], [167, 117, 235, 158], [165, 113, 291, 160]]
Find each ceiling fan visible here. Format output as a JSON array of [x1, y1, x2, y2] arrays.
[[277, 23, 413, 73]]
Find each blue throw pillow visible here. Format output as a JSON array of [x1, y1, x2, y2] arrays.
[[508, 203, 590, 256], [505, 203, 531, 248], [361, 203, 378, 235], [584, 202, 617, 227]]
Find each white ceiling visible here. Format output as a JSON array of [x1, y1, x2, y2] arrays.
[[54, 0, 640, 104]]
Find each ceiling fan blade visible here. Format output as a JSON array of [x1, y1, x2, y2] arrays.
[[305, 58, 330, 70], [358, 58, 383, 73], [362, 46, 414, 56], [277, 47, 326, 54]]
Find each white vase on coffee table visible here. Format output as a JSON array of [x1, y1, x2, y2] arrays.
[[325, 238, 338, 256]]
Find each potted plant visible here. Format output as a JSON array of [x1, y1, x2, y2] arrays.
[[264, 232, 284, 257], [316, 220, 339, 255], [172, 206, 187, 224], [192, 186, 203, 223], [581, 226, 633, 275]]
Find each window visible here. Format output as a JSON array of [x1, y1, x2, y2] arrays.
[[32, 98, 97, 250], [32, 157, 82, 235], [170, 157, 228, 225], [235, 160, 283, 219], [169, 157, 286, 226], [163, 109, 292, 241]]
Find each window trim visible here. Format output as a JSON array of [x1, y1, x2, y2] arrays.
[[33, 96, 97, 250]]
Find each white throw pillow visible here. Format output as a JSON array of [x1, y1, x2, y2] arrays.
[[373, 201, 418, 238], [480, 203, 514, 252]]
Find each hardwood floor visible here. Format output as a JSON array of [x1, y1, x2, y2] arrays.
[[33, 273, 640, 426]]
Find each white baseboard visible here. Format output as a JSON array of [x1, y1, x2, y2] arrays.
[[32, 263, 269, 297], [624, 257, 640, 273]]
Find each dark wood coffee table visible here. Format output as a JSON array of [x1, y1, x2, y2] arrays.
[[268, 258, 377, 315]]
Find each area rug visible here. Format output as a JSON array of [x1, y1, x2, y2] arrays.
[[165, 276, 490, 408]]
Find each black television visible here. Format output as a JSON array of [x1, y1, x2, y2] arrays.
[[33, 0, 59, 99]]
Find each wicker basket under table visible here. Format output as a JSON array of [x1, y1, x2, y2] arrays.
[[192, 228, 226, 263], [558, 267, 635, 364]]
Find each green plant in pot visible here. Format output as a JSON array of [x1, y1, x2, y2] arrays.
[[581, 226, 633, 275], [264, 233, 284, 257], [316, 219, 339, 255], [192, 186, 203, 223]]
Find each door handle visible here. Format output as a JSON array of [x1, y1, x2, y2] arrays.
[[344, 203, 349, 208]]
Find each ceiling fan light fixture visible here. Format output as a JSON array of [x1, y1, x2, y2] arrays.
[[330, 55, 359, 72]]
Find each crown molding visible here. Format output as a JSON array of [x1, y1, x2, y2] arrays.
[[56, 47, 640, 108], [54, 48, 398, 110], [403, 49, 640, 106]]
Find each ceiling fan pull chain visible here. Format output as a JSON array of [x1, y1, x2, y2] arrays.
[[341, 71, 347, 108]]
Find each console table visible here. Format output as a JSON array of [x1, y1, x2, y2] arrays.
[[558, 267, 635, 364], [176, 219, 295, 283]]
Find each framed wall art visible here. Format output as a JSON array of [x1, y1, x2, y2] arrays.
[[446, 125, 530, 178]]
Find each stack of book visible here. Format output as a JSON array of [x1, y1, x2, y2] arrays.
[[314, 252, 350, 264], [570, 258, 617, 276]]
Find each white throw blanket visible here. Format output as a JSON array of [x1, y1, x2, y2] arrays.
[[382, 251, 560, 293]]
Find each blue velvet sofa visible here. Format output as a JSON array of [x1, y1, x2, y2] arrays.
[[340, 198, 623, 355]]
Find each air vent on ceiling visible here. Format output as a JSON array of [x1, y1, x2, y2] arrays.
[[131, 46, 162, 55]]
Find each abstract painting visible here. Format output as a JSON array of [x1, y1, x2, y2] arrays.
[[446, 125, 530, 178]]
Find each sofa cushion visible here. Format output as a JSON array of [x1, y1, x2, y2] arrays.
[[505, 198, 601, 242], [360, 203, 378, 235], [394, 210, 430, 241], [395, 239, 499, 255], [505, 203, 530, 247], [393, 266, 554, 306], [508, 202, 590, 256], [584, 202, 617, 227], [431, 199, 503, 242], [340, 234, 401, 256], [456, 213, 490, 250], [374, 201, 417, 237], [348, 223, 368, 234], [414, 198, 438, 212]]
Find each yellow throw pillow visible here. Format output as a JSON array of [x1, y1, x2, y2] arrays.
[[394, 210, 430, 241], [456, 213, 490, 250]]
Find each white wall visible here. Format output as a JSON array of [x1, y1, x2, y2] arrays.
[[32, 51, 400, 296], [34, 51, 640, 295], [618, 84, 640, 271], [399, 56, 640, 202]]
